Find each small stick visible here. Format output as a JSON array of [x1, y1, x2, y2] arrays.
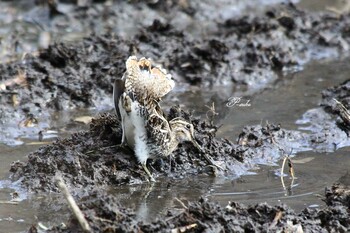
[[56, 177, 91, 232], [174, 197, 188, 210], [288, 157, 295, 179], [171, 223, 197, 233], [269, 210, 283, 229], [165, 209, 186, 222], [0, 201, 19, 205], [280, 156, 287, 179], [334, 98, 350, 125], [280, 152, 296, 179]]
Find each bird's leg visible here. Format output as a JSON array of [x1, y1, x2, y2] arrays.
[[142, 162, 156, 182]]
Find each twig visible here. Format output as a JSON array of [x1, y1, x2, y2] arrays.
[[0, 201, 19, 205], [93, 216, 114, 224], [56, 177, 91, 232], [269, 210, 283, 229], [280, 156, 287, 179], [280, 151, 296, 195], [174, 197, 188, 210], [288, 157, 295, 179], [280, 153, 295, 179], [205, 102, 219, 125], [334, 98, 350, 126], [165, 209, 186, 222], [171, 223, 197, 233]]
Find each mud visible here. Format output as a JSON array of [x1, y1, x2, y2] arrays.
[[9, 97, 350, 190], [3, 1, 350, 232], [7, 106, 249, 192], [2, 2, 350, 145], [320, 79, 350, 136], [12, 101, 331, 193], [25, 183, 348, 232]]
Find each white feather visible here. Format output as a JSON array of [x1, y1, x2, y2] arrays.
[[130, 101, 149, 164]]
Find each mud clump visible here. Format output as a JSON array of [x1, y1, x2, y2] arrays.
[[2, 3, 350, 112], [10, 107, 244, 192], [31, 184, 350, 232], [10, 103, 309, 193], [3, 2, 350, 145], [321, 79, 350, 135]]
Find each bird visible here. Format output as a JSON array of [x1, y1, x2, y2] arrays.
[[113, 56, 175, 146], [113, 56, 222, 182]]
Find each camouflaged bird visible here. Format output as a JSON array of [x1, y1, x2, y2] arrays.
[[113, 56, 218, 182]]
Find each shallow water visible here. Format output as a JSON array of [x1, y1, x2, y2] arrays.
[[0, 56, 350, 231]]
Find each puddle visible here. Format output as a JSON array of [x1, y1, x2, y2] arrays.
[[297, 0, 350, 13], [0, 56, 350, 231], [209, 146, 350, 212], [108, 146, 350, 223]]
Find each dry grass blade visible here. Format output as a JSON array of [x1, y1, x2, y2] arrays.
[[0, 201, 19, 205], [205, 102, 219, 125], [269, 210, 283, 229], [334, 98, 350, 125], [56, 176, 91, 232], [281, 155, 296, 179], [281, 156, 287, 178], [171, 223, 197, 233], [280, 152, 296, 192], [174, 197, 188, 210], [288, 157, 295, 179]]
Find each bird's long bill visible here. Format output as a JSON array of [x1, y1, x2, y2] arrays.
[[191, 136, 204, 153]]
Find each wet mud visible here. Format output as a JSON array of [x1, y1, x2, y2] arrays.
[[2, 2, 350, 135], [10, 102, 329, 193], [28, 183, 349, 232], [321, 79, 350, 136], [9, 77, 350, 231], [8, 107, 245, 192], [3, 1, 350, 232]]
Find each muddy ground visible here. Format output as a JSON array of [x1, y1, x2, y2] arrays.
[[12, 103, 350, 232], [27, 183, 350, 232], [2, 2, 350, 144], [2, 0, 350, 232], [10, 93, 350, 231], [10, 105, 301, 192]]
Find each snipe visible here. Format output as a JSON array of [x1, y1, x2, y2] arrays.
[[114, 56, 219, 182]]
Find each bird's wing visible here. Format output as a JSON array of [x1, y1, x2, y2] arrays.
[[124, 56, 175, 102], [145, 109, 171, 148], [113, 77, 125, 120]]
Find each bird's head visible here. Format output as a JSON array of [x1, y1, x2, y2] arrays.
[[169, 118, 203, 151]]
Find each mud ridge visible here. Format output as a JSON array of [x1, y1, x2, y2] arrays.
[[2, 3, 350, 111], [10, 105, 310, 192], [28, 183, 350, 232]]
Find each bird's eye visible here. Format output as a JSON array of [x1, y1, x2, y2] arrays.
[[186, 124, 191, 129]]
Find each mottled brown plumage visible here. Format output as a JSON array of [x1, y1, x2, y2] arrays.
[[124, 56, 175, 110], [114, 56, 216, 182]]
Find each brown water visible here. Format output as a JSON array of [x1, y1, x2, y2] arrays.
[[0, 57, 350, 231]]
